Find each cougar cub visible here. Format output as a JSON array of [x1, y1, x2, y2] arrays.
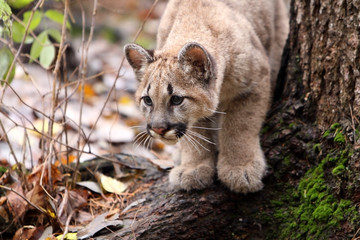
[[124, 0, 289, 193]]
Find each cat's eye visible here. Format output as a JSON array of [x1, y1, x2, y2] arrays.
[[142, 96, 153, 106], [170, 95, 184, 105]]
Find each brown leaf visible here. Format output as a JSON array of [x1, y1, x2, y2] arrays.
[[26, 184, 46, 209], [27, 163, 62, 186], [0, 205, 9, 223], [57, 188, 89, 225], [74, 210, 93, 225], [77, 212, 123, 239], [12, 225, 45, 240], [6, 182, 27, 220]]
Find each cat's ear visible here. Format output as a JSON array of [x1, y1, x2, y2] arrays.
[[178, 42, 214, 84], [124, 43, 154, 81]]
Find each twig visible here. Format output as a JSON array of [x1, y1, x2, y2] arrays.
[[0, 118, 20, 165], [75, 0, 160, 170], [353, 227, 360, 240], [0, 185, 48, 216], [72, 0, 98, 186], [61, 209, 76, 240], [1, 0, 45, 103]]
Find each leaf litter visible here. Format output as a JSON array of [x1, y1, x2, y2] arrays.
[[0, 0, 174, 238]]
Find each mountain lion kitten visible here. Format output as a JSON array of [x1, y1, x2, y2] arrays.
[[124, 0, 289, 193]]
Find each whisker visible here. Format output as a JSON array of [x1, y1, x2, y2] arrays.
[[204, 116, 216, 124], [129, 125, 146, 129], [207, 108, 226, 115], [185, 133, 210, 152], [134, 132, 149, 150], [187, 130, 216, 145], [190, 126, 221, 131], [133, 131, 147, 146], [145, 136, 153, 151], [182, 132, 201, 154]]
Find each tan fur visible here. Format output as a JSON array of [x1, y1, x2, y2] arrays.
[[124, 0, 289, 193]]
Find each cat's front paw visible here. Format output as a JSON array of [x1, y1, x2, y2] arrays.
[[217, 157, 266, 193], [169, 164, 215, 191]]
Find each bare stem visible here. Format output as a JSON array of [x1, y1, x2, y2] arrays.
[[0, 185, 48, 216], [1, 0, 45, 103]]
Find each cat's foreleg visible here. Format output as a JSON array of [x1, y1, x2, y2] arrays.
[[169, 120, 217, 191], [217, 89, 269, 193]]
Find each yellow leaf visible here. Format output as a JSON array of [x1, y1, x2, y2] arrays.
[[31, 119, 62, 137], [98, 173, 127, 194], [118, 95, 132, 105], [79, 83, 96, 97], [56, 232, 77, 240], [55, 155, 77, 167]]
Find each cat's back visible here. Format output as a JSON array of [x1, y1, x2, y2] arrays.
[[157, 0, 287, 53]]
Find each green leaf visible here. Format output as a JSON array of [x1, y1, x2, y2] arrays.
[[11, 21, 24, 43], [7, 0, 33, 9], [23, 10, 42, 31], [45, 10, 71, 30], [0, 47, 16, 85], [30, 31, 48, 61], [0, 0, 12, 30], [11, 21, 33, 44], [39, 40, 55, 69], [46, 28, 61, 43]]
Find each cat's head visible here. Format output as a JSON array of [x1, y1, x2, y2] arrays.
[[124, 42, 218, 145]]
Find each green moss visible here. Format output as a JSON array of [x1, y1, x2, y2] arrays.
[[313, 143, 321, 152], [330, 122, 341, 130], [332, 164, 345, 175], [334, 132, 345, 143], [273, 149, 359, 239], [323, 123, 346, 144]]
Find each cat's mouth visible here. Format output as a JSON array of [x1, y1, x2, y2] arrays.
[[147, 123, 187, 145]]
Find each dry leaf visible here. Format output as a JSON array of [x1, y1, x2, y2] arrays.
[[55, 155, 77, 167], [56, 232, 77, 240], [76, 181, 102, 194], [80, 83, 97, 97], [38, 225, 53, 240], [96, 172, 127, 194], [148, 159, 174, 170], [28, 163, 63, 186], [57, 188, 89, 225], [13, 226, 44, 240], [0, 205, 9, 223], [30, 119, 63, 137], [77, 212, 123, 239], [6, 182, 27, 219]]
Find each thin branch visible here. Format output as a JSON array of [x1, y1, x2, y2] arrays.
[[1, 0, 45, 103], [0, 185, 48, 216], [0, 118, 20, 165], [61, 209, 76, 240], [73, 0, 98, 186]]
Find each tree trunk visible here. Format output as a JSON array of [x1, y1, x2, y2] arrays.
[[285, 0, 360, 129], [99, 0, 360, 239]]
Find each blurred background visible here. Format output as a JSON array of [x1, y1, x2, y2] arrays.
[[0, 0, 173, 168]]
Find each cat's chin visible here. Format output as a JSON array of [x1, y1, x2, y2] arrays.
[[160, 138, 178, 145]]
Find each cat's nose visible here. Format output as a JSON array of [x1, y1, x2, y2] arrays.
[[152, 127, 167, 135]]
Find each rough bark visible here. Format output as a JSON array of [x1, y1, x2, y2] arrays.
[[287, 0, 360, 129]]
